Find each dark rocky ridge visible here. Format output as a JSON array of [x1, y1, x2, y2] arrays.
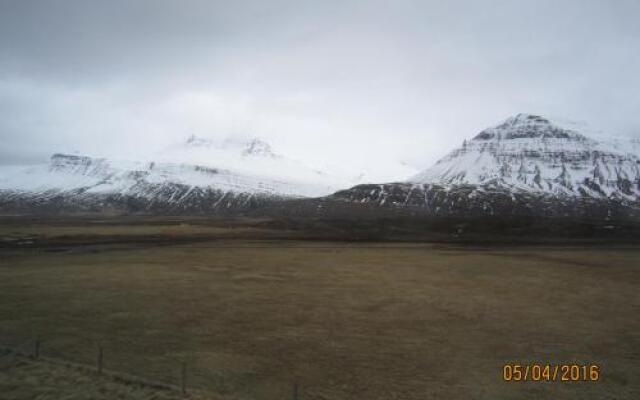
[[0, 184, 282, 215]]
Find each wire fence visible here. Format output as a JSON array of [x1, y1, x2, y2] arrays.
[[1, 335, 307, 399], [1, 337, 186, 394]]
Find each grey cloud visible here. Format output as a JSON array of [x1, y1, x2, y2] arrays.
[[1, 0, 639, 175]]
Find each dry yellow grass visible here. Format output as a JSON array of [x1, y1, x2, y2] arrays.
[[0, 234, 639, 399]]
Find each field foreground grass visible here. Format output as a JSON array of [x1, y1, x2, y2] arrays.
[[0, 226, 638, 399], [0, 348, 216, 400]]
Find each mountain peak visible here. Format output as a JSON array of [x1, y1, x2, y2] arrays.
[[510, 113, 549, 124], [242, 138, 278, 158], [185, 134, 214, 148], [183, 135, 278, 158], [410, 115, 640, 200], [473, 113, 588, 141]]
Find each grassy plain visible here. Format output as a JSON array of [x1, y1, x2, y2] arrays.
[[0, 218, 638, 399]]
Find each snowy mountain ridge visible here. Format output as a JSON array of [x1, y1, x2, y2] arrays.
[[410, 114, 640, 200], [0, 136, 355, 213], [6, 153, 327, 197]]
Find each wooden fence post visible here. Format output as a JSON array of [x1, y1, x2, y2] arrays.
[[97, 346, 103, 374], [181, 362, 187, 395], [34, 338, 40, 359]]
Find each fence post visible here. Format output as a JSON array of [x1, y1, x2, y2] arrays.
[[181, 362, 187, 395], [34, 338, 40, 359], [97, 346, 103, 374], [293, 382, 299, 400]]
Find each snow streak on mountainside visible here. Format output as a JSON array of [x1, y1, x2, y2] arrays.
[[410, 114, 640, 200]]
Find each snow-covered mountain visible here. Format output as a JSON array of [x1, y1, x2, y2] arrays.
[[0, 137, 357, 214], [329, 114, 640, 220], [2, 115, 639, 220], [153, 135, 360, 191], [411, 114, 640, 199]]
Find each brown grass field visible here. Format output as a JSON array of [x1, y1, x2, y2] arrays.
[[0, 218, 639, 399], [0, 348, 216, 400]]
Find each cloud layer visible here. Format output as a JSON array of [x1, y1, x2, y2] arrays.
[[1, 0, 639, 178]]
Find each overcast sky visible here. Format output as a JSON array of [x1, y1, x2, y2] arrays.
[[1, 0, 639, 178]]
